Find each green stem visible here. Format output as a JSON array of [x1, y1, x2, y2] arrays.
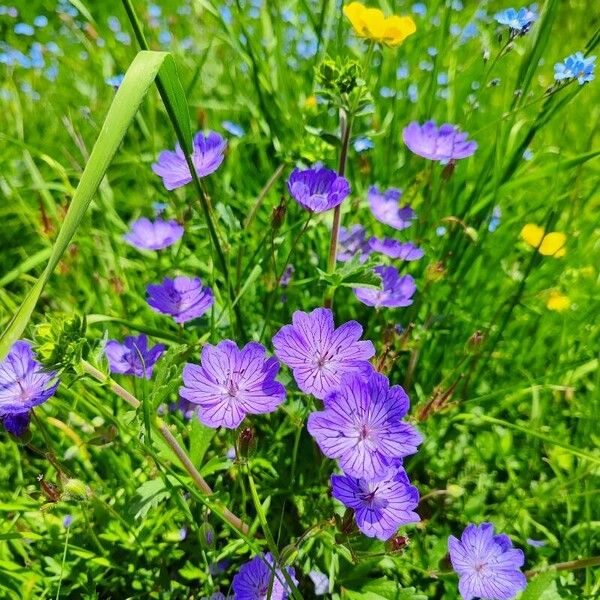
[[324, 109, 353, 308], [120, 0, 245, 339], [55, 522, 71, 600], [79, 360, 249, 534], [245, 466, 303, 600], [525, 556, 600, 578]]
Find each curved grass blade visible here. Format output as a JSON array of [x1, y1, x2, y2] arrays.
[[0, 50, 184, 360]]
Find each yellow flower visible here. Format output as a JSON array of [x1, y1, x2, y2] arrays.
[[343, 2, 416, 47], [304, 95, 317, 109], [546, 291, 570, 312], [520, 224, 567, 257]]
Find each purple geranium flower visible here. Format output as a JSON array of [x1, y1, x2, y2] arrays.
[[152, 131, 227, 190], [124, 218, 184, 250], [104, 334, 165, 378], [0, 341, 59, 436], [232, 553, 297, 600], [307, 370, 423, 479], [338, 225, 371, 262], [146, 276, 214, 324], [272, 308, 375, 400], [287, 166, 350, 213], [368, 237, 424, 261], [180, 341, 286, 429], [354, 266, 416, 308], [331, 466, 420, 540], [448, 523, 527, 600], [367, 186, 416, 230], [403, 121, 477, 162]]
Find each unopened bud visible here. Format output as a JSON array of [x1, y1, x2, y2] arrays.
[[199, 521, 215, 549], [63, 478, 89, 500], [386, 535, 409, 553], [271, 200, 286, 230], [237, 427, 256, 459]]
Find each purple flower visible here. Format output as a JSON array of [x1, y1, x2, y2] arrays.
[[146, 276, 214, 324], [0, 341, 58, 436], [63, 515, 73, 528], [279, 264, 295, 288], [104, 334, 165, 378], [526, 538, 545, 548], [287, 166, 350, 213], [180, 341, 286, 429], [354, 266, 416, 308], [152, 131, 227, 190], [448, 523, 527, 600], [272, 308, 375, 400], [368, 186, 416, 230], [124, 218, 184, 250], [403, 121, 477, 162], [307, 370, 423, 479], [337, 225, 371, 263], [368, 238, 424, 261], [232, 553, 297, 600], [331, 466, 420, 540], [309, 571, 329, 595]]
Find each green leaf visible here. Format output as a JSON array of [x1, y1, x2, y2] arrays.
[[0, 50, 189, 360], [520, 571, 560, 600], [130, 476, 181, 521], [189, 418, 215, 467]]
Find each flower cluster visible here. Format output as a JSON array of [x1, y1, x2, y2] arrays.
[[554, 52, 596, 85]]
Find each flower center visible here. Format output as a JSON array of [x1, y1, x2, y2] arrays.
[[225, 379, 239, 397]]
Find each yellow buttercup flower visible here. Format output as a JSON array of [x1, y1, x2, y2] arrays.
[[343, 2, 416, 47], [304, 95, 317, 109], [546, 291, 570, 312], [520, 224, 567, 257]]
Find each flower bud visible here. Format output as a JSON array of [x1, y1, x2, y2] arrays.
[[385, 535, 409, 553], [271, 200, 286, 230], [237, 427, 256, 459], [199, 521, 215, 549], [63, 478, 90, 500]]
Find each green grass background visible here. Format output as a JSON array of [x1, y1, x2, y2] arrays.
[[0, 0, 599, 597]]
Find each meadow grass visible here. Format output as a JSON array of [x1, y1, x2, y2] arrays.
[[0, 0, 599, 598]]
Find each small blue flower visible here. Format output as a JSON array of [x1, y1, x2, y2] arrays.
[[554, 52, 596, 85], [427, 46, 438, 57], [523, 148, 534, 161], [495, 6, 537, 34], [353, 136, 374, 153], [460, 22, 479, 43], [14, 23, 35, 36], [158, 30, 172, 45], [437, 72, 448, 85], [412, 3, 427, 16], [222, 120, 244, 137], [488, 206, 502, 232], [106, 74, 125, 89], [107, 16, 121, 33], [115, 31, 131, 45], [419, 60, 434, 72], [408, 83, 418, 103], [396, 63, 409, 79], [379, 86, 395, 98], [33, 15, 48, 28]]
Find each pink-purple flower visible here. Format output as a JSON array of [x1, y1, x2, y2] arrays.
[[403, 121, 477, 162], [0, 341, 59, 436], [146, 276, 214, 324], [104, 334, 165, 379], [331, 465, 420, 540], [307, 370, 423, 479], [232, 553, 297, 600], [272, 308, 375, 400], [337, 225, 372, 263], [354, 266, 416, 308], [448, 523, 527, 600], [287, 166, 350, 213], [152, 131, 227, 190], [124, 218, 184, 250], [368, 186, 416, 230], [180, 341, 286, 429], [368, 237, 424, 261]]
